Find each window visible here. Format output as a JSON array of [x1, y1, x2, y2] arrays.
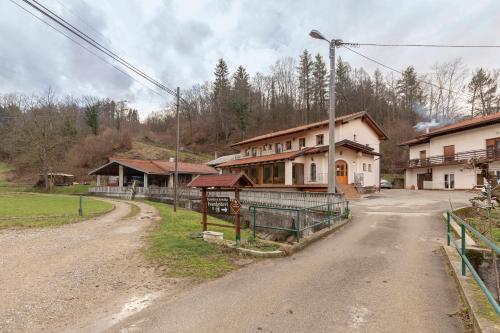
[[368, 164, 372, 172], [299, 138, 306, 149], [353, 134, 357, 142], [444, 174, 455, 189], [273, 162, 285, 184], [486, 137, 500, 158], [310, 163, 317, 182], [251, 148, 257, 157], [286, 140, 292, 150], [363, 163, 367, 171], [245, 149, 250, 157], [275, 143, 283, 153], [316, 134, 324, 145], [263, 164, 273, 184]]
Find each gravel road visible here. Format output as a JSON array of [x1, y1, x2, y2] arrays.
[[108, 190, 474, 333], [0, 199, 174, 333]]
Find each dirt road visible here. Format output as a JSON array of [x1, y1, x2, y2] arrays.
[[0, 199, 173, 333], [109, 190, 473, 333]]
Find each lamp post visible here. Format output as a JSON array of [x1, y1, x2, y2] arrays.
[[309, 30, 341, 193]]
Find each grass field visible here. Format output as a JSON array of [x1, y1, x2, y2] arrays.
[[0, 193, 114, 228], [144, 202, 250, 279]]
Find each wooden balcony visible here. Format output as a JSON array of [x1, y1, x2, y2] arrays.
[[407, 148, 500, 169]]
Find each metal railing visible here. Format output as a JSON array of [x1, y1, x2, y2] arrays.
[[304, 172, 328, 183], [409, 148, 500, 168], [446, 211, 500, 314], [89, 186, 345, 209], [250, 200, 349, 242]]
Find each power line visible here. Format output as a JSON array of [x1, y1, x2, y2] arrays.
[[8, 0, 165, 99], [342, 45, 474, 103], [346, 42, 500, 48], [16, 0, 186, 103]]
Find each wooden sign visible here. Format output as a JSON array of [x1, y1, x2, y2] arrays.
[[230, 199, 241, 215], [207, 197, 231, 214]]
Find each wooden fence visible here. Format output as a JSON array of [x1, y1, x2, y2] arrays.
[[88, 186, 345, 209]]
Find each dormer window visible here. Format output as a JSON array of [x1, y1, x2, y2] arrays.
[[316, 134, 324, 146]]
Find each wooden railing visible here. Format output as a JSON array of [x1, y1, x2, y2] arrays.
[[407, 148, 500, 168], [89, 186, 345, 209]]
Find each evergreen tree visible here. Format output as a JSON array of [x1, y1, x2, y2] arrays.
[[297, 50, 313, 123], [397, 66, 424, 120], [468, 68, 499, 117], [212, 58, 231, 142], [312, 53, 327, 120], [232, 65, 251, 138]]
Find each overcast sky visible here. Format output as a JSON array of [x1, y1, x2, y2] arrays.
[[0, 0, 499, 118]]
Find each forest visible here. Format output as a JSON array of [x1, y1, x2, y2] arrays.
[[1, 51, 499, 182]]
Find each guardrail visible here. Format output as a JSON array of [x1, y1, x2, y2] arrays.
[[250, 200, 349, 242], [446, 211, 500, 315]]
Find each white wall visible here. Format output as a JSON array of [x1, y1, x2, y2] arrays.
[[428, 123, 500, 156], [405, 165, 480, 190], [409, 143, 430, 159]]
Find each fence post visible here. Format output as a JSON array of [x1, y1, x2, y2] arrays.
[[446, 211, 451, 246], [328, 202, 331, 227], [461, 223, 466, 276], [78, 194, 83, 216], [296, 209, 300, 242], [252, 207, 256, 240]]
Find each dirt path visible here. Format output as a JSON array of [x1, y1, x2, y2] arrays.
[[0, 199, 175, 333]]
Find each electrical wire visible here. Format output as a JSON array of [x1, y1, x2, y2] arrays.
[[347, 42, 500, 48], [7, 0, 165, 99], [16, 0, 187, 104], [342, 45, 474, 103]]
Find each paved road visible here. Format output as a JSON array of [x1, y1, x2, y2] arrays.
[[110, 190, 473, 333]]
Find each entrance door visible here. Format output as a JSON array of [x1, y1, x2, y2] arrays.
[[292, 163, 304, 185], [444, 174, 455, 189], [335, 160, 348, 185], [417, 174, 425, 190]]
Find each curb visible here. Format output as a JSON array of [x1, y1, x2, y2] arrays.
[[284, 216, 351, 255], [442, 245, 500, 333]]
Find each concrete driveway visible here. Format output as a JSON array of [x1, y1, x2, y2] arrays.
[[108, 190, 473, 333]]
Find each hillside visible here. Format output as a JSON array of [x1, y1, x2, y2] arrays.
[[114, 140, 214, 163]]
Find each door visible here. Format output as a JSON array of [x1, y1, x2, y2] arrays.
[[419, 150, 427, 166], [292, 163, 304, 185], [443, 145, 455, 162], [444, 174, 455, 189], [417, 174, 425, 190], [335, 160, 348, 185]]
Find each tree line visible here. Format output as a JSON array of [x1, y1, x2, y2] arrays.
[[147, 52, 500, 172]]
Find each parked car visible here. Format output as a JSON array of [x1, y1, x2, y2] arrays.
[[380, 179, 392, 189]]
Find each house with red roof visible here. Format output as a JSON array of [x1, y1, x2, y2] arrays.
[[218, 111, 388, 193], [89, 158, 217, 188], [400, 112, 500, 190]]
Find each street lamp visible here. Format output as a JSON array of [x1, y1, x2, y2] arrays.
[[309, 29, 340, 194]]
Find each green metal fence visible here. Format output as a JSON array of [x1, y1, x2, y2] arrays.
[[446, 211, 500, 315], [250, 200, 349, 242]]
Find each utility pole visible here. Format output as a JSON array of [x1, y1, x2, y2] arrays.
[[310, 30, 343, 193], [174, 87, 180, 212]]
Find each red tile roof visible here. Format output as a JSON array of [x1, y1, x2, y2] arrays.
[[217, 150, 301, 168], [89, 158, 218, 175], [230, 111, 387, 147], [400, 112, 500, 146], [188, 173, 254, 188]]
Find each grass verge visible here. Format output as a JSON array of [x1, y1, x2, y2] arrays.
[[144, 201, 250, 279], [0, 192, 114, 228], [454, 207, 500, 246]]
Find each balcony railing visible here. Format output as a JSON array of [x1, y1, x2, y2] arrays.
[[408, 148, 500, 168]]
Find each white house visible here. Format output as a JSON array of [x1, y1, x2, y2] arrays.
[[218, 111, 388, 193], [401, 112, 500, 190]]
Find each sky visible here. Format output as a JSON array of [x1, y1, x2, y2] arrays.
[[0, 0, 499, 119]]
